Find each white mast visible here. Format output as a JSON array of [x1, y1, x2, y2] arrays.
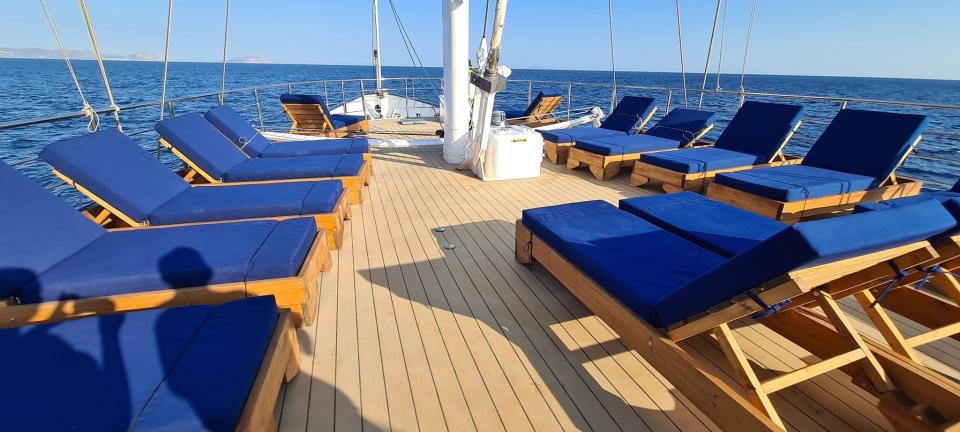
[[372, 0, 383, 96], [442, 0, 470, 164]]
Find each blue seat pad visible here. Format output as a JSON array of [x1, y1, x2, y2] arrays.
[[155, 113, 249, 180], [522, 201, 725, 328], [574, 134, 682, 156], [619, 192, 788, 257], [660, 199, 956, 326], [149, 180, 344, 225], [639, 147, 764, 173], [18, 218, 317, 303], [713, 101, 805, 161], [713, 165, 874, 201], [259, 138, 370, 158], [503, 109, 527, 119], [330, 114, 366, 128], [642, 109, 717, 145], [855, 191, 960, 237], [0, 297, 277, 431], [539, 127, 626, 144], [599, 96, 657, 133], [223, 154, 365, 182]]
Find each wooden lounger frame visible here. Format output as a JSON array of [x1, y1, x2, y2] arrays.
[[52, 169, 351, 249], [237, 310, 301, 431], [630, 120, 804, 192], [281, 102, 370, 138], [542, 106, 658, 165], [0, 225, 331, 329], [506, 94, 563, 127], [706, 135, 925, 223], [159, 138, 371, 205], [516, 220, 959, 431], [566, 124, 715, 181]]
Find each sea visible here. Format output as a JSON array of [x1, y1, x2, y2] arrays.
[[2, 58, 959, 206]]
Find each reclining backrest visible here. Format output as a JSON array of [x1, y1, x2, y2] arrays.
[[155, 113, 249, 180], [523, 92, 562, 118], [714, 101, 805, 161], [204, 106, 273, 158], [599, 96, 656, 134], [280, 93, 333, 126], [0, 162, 106, 297], [644, 108, 718, 145], [652, 199, 955, 327], [801, 109, 928, 186], [39, 130, 190, 223]]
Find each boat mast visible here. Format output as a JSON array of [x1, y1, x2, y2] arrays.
[[372, 0, 383, 96], [442, 0, 470, 163]]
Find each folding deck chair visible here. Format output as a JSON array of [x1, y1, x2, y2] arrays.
[[280, 93, 369, 137], [631, 101, 805, 192], [516, 193, 960, 431], [706, 109, 927, 223], [502, 91, 563, 126], [538, 96, 657, 164], [39, 130, 351, 249], [1, 296, 300, 431], [566, 108, 717, 181], [204, 106, 371, 165], [155, 113, 371, 204], [0, 161, 331, 327]]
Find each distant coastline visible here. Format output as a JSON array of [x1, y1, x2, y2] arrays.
[[0, 47, 270, 64]]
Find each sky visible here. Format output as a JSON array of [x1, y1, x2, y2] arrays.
[[2, 0, 958, 80]]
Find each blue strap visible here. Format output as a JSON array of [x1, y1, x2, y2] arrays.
[[869, 260, 910, 308], [747, 290, 792, 319]]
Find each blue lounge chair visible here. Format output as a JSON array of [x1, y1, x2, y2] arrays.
[[516, 193, 957, 430], [566, 108, 717, 181], [538, 96, 657, 164], [0, 161, 330, 327], [707, 109, 928, 222], [502, 91, 563, 126], [631, 101, 805, 192], [1, 296, 300, 430], [39, 129, 351, 248], [155, 113, 371, 204], [280, 93, 368, 136], [204, 105, 370, 160]]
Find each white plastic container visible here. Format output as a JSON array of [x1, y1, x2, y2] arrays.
[[475, 126, 544, 181]]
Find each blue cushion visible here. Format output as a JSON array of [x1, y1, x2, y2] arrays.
[[639, 147, 763, 173], [203, 106, 276, 157], [149, 180, 344, 225], [258, 138, 369, 157], [713, 165, 875, 201], [522, 201, 725, 328], [503, 110, 527, 119], [0, 162, 105, 298], [539, 127, 626, 144], [643, 108, 717, 145], [40, 129, 191, 222], [330, 114, 366, 128], [0, 297, 278, 431], [224, 154, 364, 182], [619, 192, 788, 257], [18, 218, 316, 303], [714, 101, 805, 160], [155, 113, 249, 180], [952, 179, 960, 192], [574, 134, 683, 156], [855, 192, 960, 237], [657, 199, 957, 326], [599, 96, 657, 133], [801, 109, 928, 185]]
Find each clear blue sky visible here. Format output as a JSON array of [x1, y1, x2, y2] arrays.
[[3, 0, 958, 80]]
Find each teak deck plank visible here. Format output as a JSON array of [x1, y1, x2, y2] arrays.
[[277, 146, 959, 432]]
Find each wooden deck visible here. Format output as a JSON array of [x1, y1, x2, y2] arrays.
[[366, 118, 442, 140], [277, 146, 960, 432]]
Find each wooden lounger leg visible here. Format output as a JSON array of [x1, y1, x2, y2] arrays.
[[713, 323, 785, 429], [237, 312, 300, 432], [815, 292, 894, 392], [853, 291, 923, 363]]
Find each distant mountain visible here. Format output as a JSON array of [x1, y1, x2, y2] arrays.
[[229, 55, 271, 64], [0, 48, 267, 64]]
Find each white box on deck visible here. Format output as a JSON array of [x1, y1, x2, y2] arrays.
[[475, 126, 544, 181]]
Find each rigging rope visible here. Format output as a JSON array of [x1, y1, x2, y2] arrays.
[[386, 0, 440, 114], [219, 0, 231, 105], [698, 0, 722, 110], [39, 0, 99, 132], [739, 0, 758, 94], [78, 0, 122, 131], [606, 0, 618, 113], [674, 0, 688, 108], [156, 0, 173, 157], [714, 0, 728, 90]]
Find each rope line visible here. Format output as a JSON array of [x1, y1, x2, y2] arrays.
[[715, 0, 728, 91], [739, 0, 758, 93], [386, 0, 440, 115], [606, 0, 618, 113], [39, 0, 99, 132], [219, 0, 231, 105], [156, 0, 174, 157], [78, 0, 122, 131], [674, 0, 688, 108], [698, 0, 723, 110]]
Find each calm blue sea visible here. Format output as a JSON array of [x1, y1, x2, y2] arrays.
[[2, 58, 959, 206]]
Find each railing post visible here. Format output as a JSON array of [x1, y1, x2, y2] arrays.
[[340, 81, 347, 114], [404, 79, 410, 116], [839, 99, 848, 110], [665, 89, 673, 114], [527, 81, 533, 105], [323, 82, 330, 109], [166, 100, 176, 118], [360, 80, 369, 118], [566, 82, 573, 121], [287, 84, 293, 94], [253, 88, 265, 132]]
